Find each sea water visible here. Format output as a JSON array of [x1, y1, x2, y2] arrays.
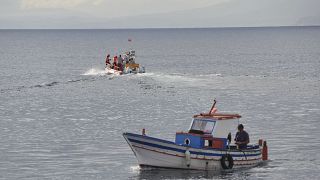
[[0, 27, 319, 179]]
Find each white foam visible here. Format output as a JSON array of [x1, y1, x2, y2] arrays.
[[140, 72, 226, 89], [130, 165, 141, 172], [82, 68, 106, 76], [135, 72, 155, 77], [149, 73, 200, 83], [198, 73, 222, 77]]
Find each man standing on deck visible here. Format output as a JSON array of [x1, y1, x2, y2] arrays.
[[235, 124, 250, 149], [118, 55, 124, 71], [113, 56, 118, 70], [105, 54, 111, 67]]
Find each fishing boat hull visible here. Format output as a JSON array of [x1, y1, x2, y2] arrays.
[[105, 66, 145, 75], [105, 68, 122, 75], [123, 132, 262, 171]]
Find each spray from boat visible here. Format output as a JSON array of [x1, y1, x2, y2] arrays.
[[82, 68, 107, 76]]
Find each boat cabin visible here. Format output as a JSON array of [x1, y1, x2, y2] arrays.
[[175, 113, 241, 149]]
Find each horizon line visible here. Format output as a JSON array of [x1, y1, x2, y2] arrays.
[[0, 25, 319, 30]]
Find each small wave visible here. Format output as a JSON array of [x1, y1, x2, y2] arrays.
[[29, 81, 60, 88], [198, 73, 222, 77], [67, 79, 84, 83], [1, 78, 94, 93], [45, 81, 59, 87], [82, 68, 106, 76]]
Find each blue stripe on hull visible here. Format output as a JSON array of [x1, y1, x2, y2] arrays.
[[124, 132, 175, 144], [126, 136, 261, 158]]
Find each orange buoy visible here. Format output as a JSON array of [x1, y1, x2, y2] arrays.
[[262, 140, 268, 160]]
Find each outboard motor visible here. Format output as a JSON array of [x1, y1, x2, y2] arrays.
[[140, 67, 146, 73]]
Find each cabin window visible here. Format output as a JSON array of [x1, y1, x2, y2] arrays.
[[190, 119, 216, 134]]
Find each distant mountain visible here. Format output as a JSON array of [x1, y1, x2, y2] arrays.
[[103, 0, 320, 28], [1, 0, 319, 29], [0, 8, 109, 29], [296, 16, 320, 26]]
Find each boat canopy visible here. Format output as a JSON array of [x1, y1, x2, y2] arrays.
[[193, 113, 241, 120], [188, 100, 242, 139], [189, 113, 241, 139]]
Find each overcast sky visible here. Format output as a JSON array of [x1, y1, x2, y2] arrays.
[[1, 0, 319, 29]]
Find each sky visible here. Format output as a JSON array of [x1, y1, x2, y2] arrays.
[[0, 0, 319, 29]]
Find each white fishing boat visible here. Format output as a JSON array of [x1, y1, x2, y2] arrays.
[[105, 50, 145, 75], [123, 100, 268, 171]]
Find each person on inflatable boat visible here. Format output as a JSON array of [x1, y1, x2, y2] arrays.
[[105, 54, 111, 67]]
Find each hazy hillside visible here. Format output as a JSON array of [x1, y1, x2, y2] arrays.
[[1, 0, 319, 28], [104, 0, 320, 28]]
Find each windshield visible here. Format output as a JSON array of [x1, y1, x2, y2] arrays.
[[190, 119, 216, 134]]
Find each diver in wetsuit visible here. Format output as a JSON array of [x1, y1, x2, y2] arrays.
[[105, 54, 111, 67]]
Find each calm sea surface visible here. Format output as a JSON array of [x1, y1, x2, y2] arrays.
[[0, 27, 319, 179]]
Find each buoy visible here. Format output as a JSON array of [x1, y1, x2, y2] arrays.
[[220, 154, 234, 169], [262, 141, 268, 160], [142, 128, 146, 136], [185, 150, 191, 167]]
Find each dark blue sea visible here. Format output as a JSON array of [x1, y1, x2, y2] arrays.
[[0, 27, 319, 179]]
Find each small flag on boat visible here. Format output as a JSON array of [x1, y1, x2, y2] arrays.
[[210, 108, 218, 114]]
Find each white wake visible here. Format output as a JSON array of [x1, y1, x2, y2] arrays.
[[82, 68, 106, 76]]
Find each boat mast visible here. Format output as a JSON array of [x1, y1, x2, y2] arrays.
[[209, 99, 217, 115]]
